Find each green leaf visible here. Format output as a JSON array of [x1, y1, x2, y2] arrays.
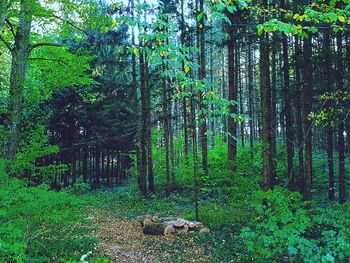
[[257, 24, 264, 36]]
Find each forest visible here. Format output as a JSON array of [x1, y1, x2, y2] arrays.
[[0, 0, 350, 262]]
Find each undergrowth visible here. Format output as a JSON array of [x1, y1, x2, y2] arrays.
[[1, 138, 349, 262]]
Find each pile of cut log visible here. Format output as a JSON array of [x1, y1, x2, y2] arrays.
[[137, 214, 210, 236]]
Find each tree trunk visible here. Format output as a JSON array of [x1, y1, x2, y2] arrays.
[[116, 151, 121, 185], [198, 0, 208, 175], [7, 0, 32, 159], [260, 0, 273, 190], [82, 144, 88, 183], [145, 60, 154, 192], [72, 149, 76, 185], [0, 0, 8, 34], [294, 36, 305, 189], [111, 151, 114, 184], [228, 30, 237, 160], [95, 143, 100, 188], [77, 148, 81, 178], [139, 50, 148, 195], [191, 93, 199, 221], [323, 27, 335, 200], [282, 32, 294, 189], [131, 0, 141, 177], [336, 32, 346, 204], [346, 33, 350, 158], [101, 145, 105, 181], [221, 46, 227, 141], [162, 59, 171, 196], [248, 39, 254, 159], [89, 145, 93, 184], [106, 147, 110, 185], [238, 48, 245, 148], [302, 37, 313, 200], [181, 0, 189, 156], [271, 34, 278, 185], [209, 24, 215, 148], [168, 88, 176, 189]]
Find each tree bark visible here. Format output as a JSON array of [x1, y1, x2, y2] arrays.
[[106, 147, 110, 185], [72, 149, 76, 185], [145, 60, 154, 192], [168, 88, 176, 189], [131, 0, 141, 177], [238, 47, 245, 148], [162, 59, 171, 196], [180, 0, 189, 156], [101, 145, 105, 181], [94, 143, 100, 188], [198, 0, 208, 175], [294, 36, 305, 189], [282, 33, 294, 189], [139, 50, 148, 195], [0, 0, 8, 33], [260, 0, 273, 190], [346, 33, 350, 158], [228, 28, 237, 160], [191, 93, 199, 221], [323, 27, 335, 200], [221, 46, 227, 141], [7, 0, 32, 159], [248, 39, 254, 159], [82, 144, 88, 183], [271, 34, 278, 185], [302, 37, 313, 200], [336, 32, 346, 204]]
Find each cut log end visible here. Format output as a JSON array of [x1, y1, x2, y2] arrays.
[[164, 225, 176, 235], [175, 224, 189, 234], [143, 222, 167, 235], [139, 215, 205, 236]]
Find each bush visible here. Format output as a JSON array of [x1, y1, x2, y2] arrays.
[[239, 187, 350, 262], [0, 162, 97, 262]]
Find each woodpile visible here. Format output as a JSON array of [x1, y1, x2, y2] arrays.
[[138, 215, 207, 236]]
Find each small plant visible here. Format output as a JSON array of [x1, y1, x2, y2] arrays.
[[239, 187, 350, 262]]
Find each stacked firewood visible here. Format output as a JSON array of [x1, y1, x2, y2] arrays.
[[138, 214, 210, 236]]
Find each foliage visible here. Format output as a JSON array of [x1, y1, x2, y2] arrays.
[[9, 125, 60, 179], [0, 162, 97, 262], [27, 46, 94, 94], [240, 188, 350, 262], [257, 0, 350, 36], [240, 188, 311, 261], [309, 91, 350, 127]]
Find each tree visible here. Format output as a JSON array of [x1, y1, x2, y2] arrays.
[[336, 32, 346, 204], [302, 35, 313, 200], [198, 0, 208, 175], [260, 0, 273, 190], [227, 13, 237, 161], [322, 15, 335, 200], [6, 0, 34, 159], [0, 0, 9, 33], [281, 0, 294, 190]]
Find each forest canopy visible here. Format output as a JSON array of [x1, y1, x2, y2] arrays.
[[0, 0, 349, 262]]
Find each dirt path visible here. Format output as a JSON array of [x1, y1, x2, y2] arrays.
[[93, 213, 212, 263]]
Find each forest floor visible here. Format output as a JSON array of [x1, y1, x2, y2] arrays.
[[92, 209, 213, 263]]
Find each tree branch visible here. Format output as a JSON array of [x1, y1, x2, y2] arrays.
[[6, 19, 15, 37], [29, 42, 62, 51], [0, 34, 12, 52], [53, 15, 96, 39], [29, 57, 68, 66]]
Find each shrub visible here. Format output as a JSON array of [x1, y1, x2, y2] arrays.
[[0, 162, 97, 262], [239, 187, 350, 262]]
